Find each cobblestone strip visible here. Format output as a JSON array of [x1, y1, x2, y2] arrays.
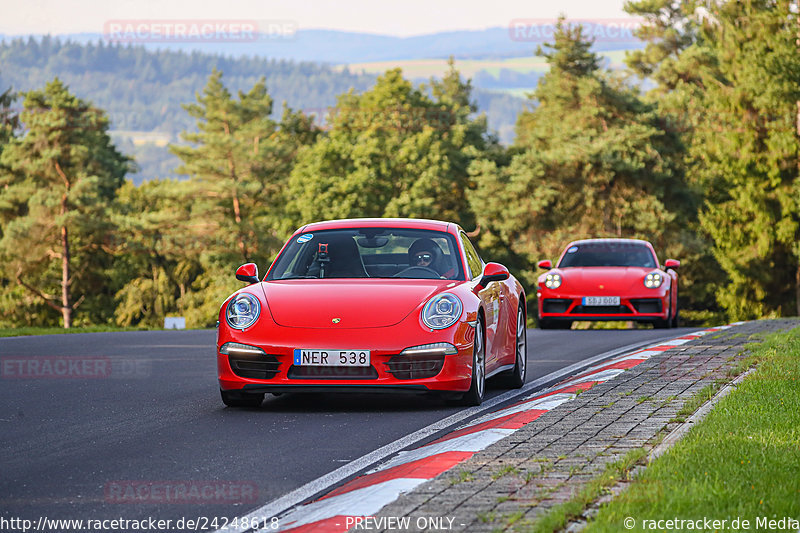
[[368, 319, 798, 532]]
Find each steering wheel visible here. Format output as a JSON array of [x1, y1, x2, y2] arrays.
[[393, 266, 442, 279]]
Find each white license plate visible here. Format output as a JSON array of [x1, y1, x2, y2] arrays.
[[293, 349, 371, 367], [582, 296, 620, 306]]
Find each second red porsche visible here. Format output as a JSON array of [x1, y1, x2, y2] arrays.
[[536, 239, 679, 329]]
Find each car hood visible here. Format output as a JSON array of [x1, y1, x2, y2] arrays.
[[259, 279, 451, 328], [557, 267, 657, 292]]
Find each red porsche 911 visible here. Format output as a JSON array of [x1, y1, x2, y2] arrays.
[[536, 239, 679, 329], [216, 218, 527, 407]]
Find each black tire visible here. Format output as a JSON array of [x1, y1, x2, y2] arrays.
[[220, 389, 264, 408], [538, 317, 553, 329], [460, 316, 486, 406], [671, 300, 680, 328], [502, 303, 527, 389]]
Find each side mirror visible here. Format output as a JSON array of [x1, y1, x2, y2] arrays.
[[664, 259, 680, 270], [478, 262, 510, 288], [537, 260, 552, 269], [235, 263, 260, 284]]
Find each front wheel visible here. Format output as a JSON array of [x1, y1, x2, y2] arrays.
[[655, 295, 674, 329], [671, 297, 680, 328], [220, 389, 264, 408], [460, 317, 486, 406], [502, 304, 527, 388]]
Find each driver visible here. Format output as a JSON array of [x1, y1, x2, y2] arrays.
[[408, 238, 443, 276]]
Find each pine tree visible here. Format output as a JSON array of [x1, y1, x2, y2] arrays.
[[689, 1, 800, 318], [171, 69, 309, 266], [169, 70, 318, 326], [469, 18, 691, 293], [0, 78, 129, 327], [628, 0, 800, 319]]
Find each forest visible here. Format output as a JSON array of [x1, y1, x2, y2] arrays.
[[0, 1, 798, 329], [0, 37, 526, 183]]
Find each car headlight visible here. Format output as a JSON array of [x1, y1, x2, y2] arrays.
[[544, 272, 562, 289], [400, 343, 458, 356], [644, 272, 664, 289], [219, 342, 265, 356], [225, 293, 261, 330], [422, 294, 463, 330]]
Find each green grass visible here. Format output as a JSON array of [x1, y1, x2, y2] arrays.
[[670, 383, 721, 422], [528, 448, 648, 533], [492, 465, 521, 480], [584, 327, 800, 532], [450, 470, 475, 485], [0, 325, 154, 337]]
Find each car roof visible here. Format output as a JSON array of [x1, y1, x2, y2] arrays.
[[297, 218, 456, 233], [565, 238, 654, 247]]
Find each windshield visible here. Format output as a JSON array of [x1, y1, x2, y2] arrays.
[[557, 242, 657, 268], [267, 228, 465, 280]]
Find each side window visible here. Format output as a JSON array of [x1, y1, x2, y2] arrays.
[[460, 232, 483, 280]]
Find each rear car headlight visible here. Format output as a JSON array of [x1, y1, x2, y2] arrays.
[[422, 294, 463, 330], [544, 272, 562, 289], [225, 293, 261, 330], [644, 272, 664, 289]]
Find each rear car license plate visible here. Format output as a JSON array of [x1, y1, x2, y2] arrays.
[[293, 349, 370, 367], [582, 296, 620, 306]]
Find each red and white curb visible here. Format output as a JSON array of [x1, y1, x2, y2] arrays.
[[251, 324, 743, 532]]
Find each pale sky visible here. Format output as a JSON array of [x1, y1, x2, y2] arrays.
[[2, 0, 631, 37]]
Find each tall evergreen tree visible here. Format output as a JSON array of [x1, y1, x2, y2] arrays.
[[628, 0, 800, 319], [690, 1, 800, 318], [0, 78, 128, 327], [171, 69, 313, 266], [469, 19, 691, 295], [169, 70, 317, 326]]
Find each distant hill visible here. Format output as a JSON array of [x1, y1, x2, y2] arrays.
[[2, 25, 642, 64], [0, 37, 534, 183], [0, 38, 378, 183], [0, 27, 642, 183]]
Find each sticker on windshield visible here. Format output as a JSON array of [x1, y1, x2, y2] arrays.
[[297, 233, 313, 243], [567, 246, 579, 253]]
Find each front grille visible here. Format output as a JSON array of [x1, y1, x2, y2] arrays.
[[630, 299, 662, 314], [542, 298, 571, 314], [229, 353, 281, 379], [288, 365, 379, 380], [385, 354, 445, 380], [570, 305, 631, 315]]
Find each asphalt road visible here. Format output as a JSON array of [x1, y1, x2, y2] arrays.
[[0, 326, 699, 528]]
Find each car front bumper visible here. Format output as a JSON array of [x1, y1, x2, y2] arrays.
[[537, 292, 670, 322], [217, 320, 477, 394]]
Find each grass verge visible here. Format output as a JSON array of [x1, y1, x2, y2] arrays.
[[525, 448, 648, 533], [0, 325, 152, 337], [583, 326, 800, 532]]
